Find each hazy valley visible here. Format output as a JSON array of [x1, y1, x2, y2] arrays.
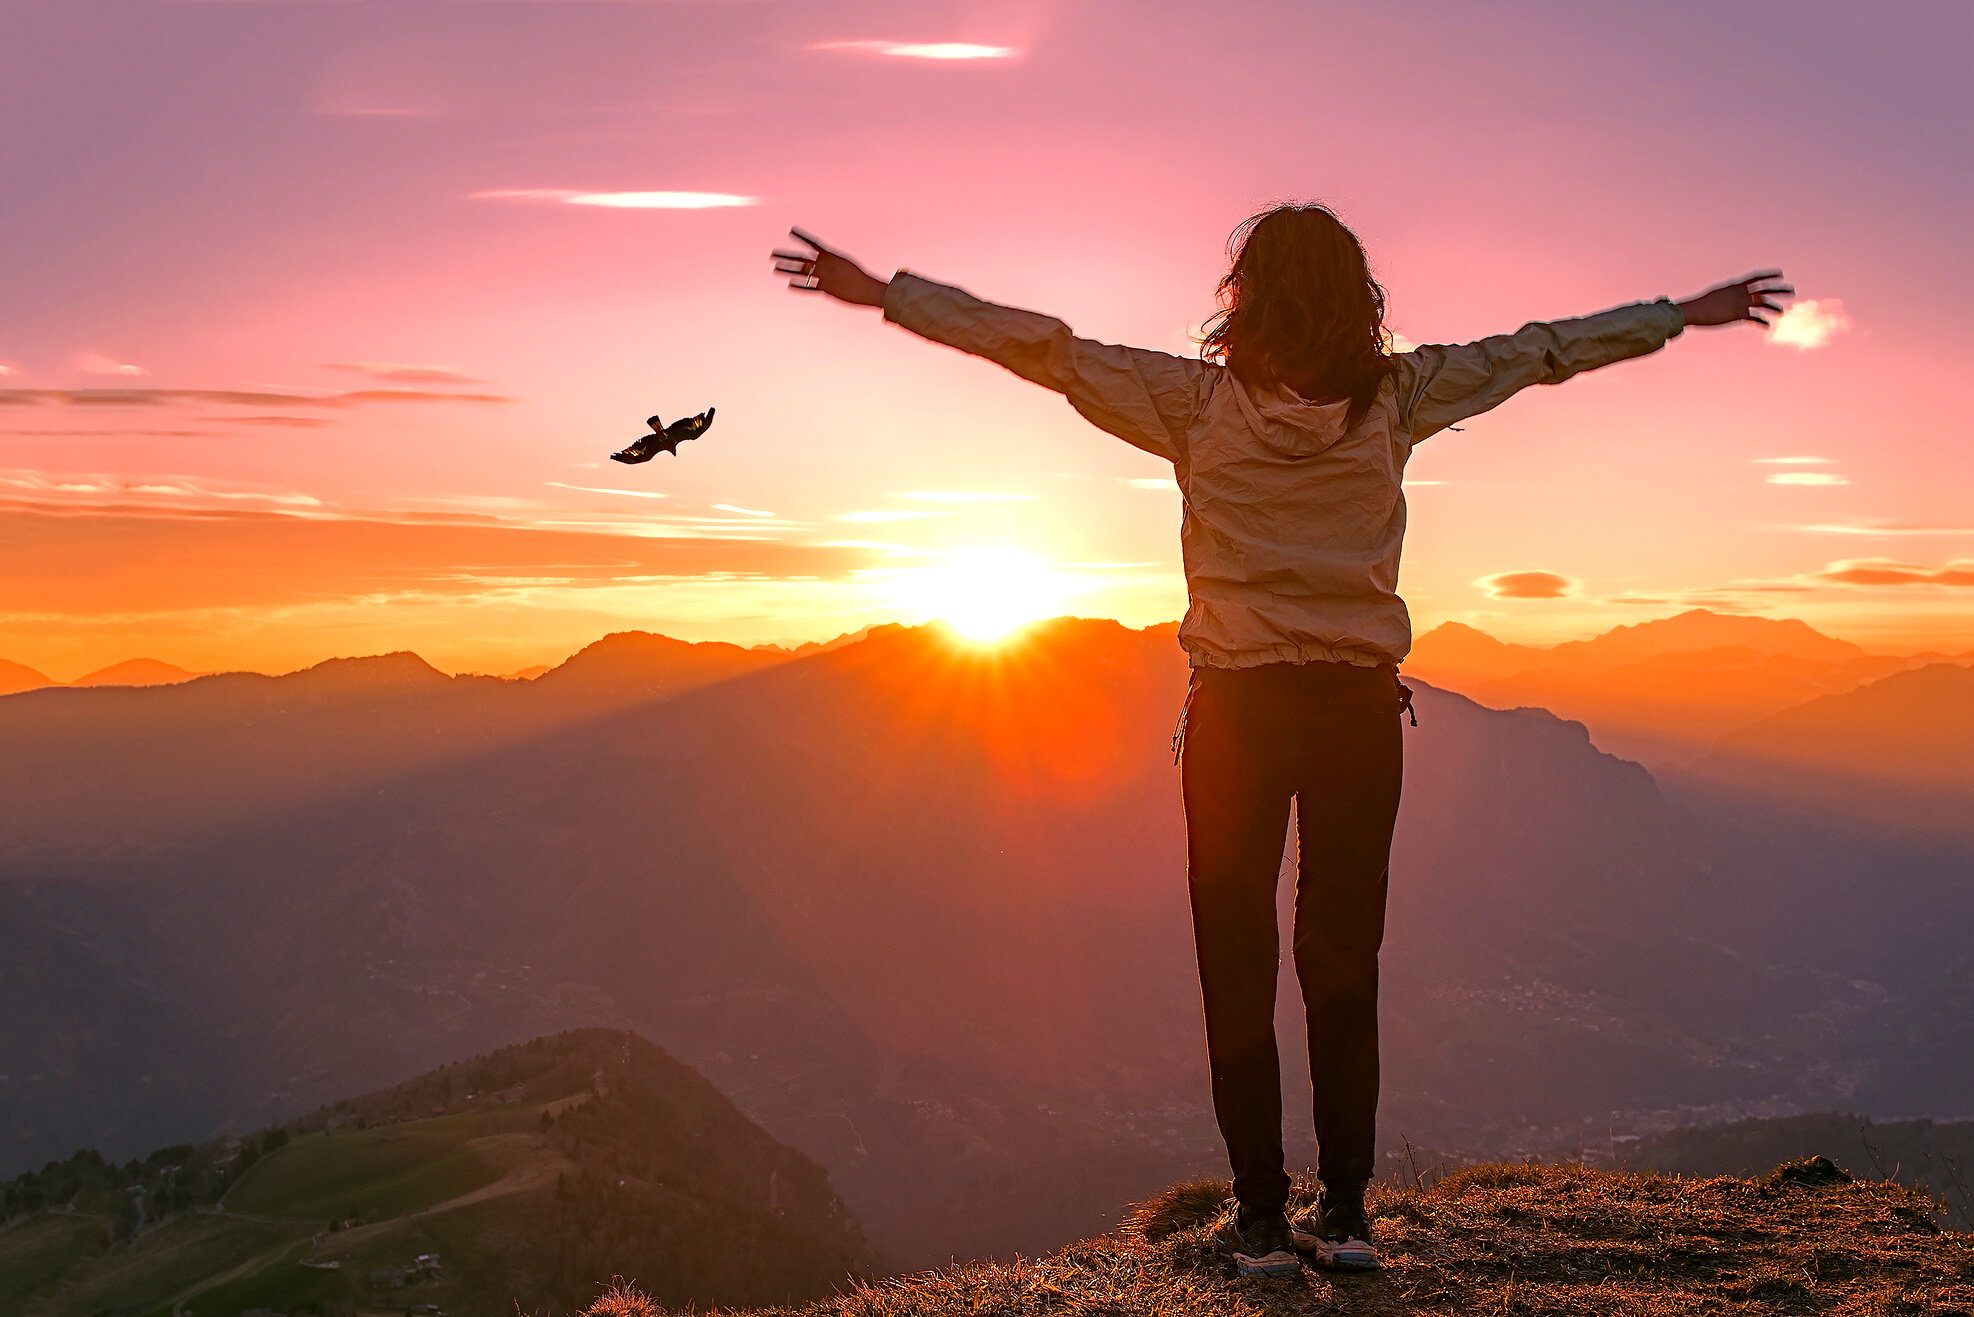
[[3, 611, 1969, 1272]]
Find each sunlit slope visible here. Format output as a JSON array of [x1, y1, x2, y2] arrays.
[[224, 1113, 504, 1221], [1403, 609, 1967, 767], [1689, 662, 1974, 836], [0, 1031, 874, 1317]]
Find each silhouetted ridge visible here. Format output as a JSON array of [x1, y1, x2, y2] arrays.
[[280, 650, 453, 691], [537, 629, 785, 694]]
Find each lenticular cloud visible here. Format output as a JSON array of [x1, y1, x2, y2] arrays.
[[1811, 558, 1974, 587], [1473, 570, 1582, 600], [474, 190, 758, 209]]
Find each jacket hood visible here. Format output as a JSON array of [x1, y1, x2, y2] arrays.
[[1228, 375, 1354, 457]]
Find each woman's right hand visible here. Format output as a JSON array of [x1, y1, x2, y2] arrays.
[[772, 229, 890, 307]]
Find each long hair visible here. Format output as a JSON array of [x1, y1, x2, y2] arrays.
[[1200, 203, 1396, 415]]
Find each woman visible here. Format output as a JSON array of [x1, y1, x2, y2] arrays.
[[771, 209, 1787, 1277]]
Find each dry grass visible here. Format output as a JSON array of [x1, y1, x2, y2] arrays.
[[582, 1161, 1974, 1317]]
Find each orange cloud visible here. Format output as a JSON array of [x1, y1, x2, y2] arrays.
[[1473, 570, 1581, 600], [1810, 558, 1974, 587], [0, 501, 871, 617]]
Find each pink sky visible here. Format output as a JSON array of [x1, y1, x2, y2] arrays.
[[2, 1, 1969, 678]]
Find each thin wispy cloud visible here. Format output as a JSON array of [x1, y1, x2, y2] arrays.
[[1810, 558, 1974, 588], [1752, 456, 1833, 465], [1124, 478, 1179, 491], [321, 107, 437, 119], [810, 40, 1015, 60], [474, 189, 757, 209], [3, 429, 215, 438], [1, 388, 508, 408], [1801, 523, 1974, 537], [1473, 570, 1581, 600], [1, 470, 321, 507], [1768, 472, 1849, 486], [902, 491, 1032, 502], [822, 540, 923, 554], [713, 504, 776, 517], [327, 362, 481, 384], [218, 416, 335, 428], [0, 365, 18, 377], [1766, 298, 1851, 350], [838, 510, 945, 522], [77, 353, 147, 376], [546, 481, 667, 500]]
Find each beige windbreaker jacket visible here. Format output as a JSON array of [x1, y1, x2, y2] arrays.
[[882, 272, 1686, 670]]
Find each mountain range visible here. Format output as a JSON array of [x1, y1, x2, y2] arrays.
[[3, 615, 1968, 1267], [1403, 609, 1971, 768]]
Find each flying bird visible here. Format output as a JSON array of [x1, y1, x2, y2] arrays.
[[611, 408, 715, 463]]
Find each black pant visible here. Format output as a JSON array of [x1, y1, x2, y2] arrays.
[[1180, 660, 1404, 1216]]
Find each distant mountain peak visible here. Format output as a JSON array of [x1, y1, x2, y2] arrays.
[[282, 651, 451, 689], [538, 629, 781, 691], [1571, 609, 1863, 663], [1409, 609, 1863, 682], [0, 657, 56, 696], [70, 657, 200, 687]]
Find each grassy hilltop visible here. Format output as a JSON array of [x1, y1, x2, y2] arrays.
[[0, 1031, 873, 1317], [591, 1162, 1974, 1317]]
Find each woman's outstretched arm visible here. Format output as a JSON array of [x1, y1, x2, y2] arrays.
[[772, 230, 1208, 463], [1396, 271, 1793, 443]]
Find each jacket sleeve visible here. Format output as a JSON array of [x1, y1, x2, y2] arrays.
[[882, 271, 1207, 463], [1394, 299, 1686, 443]]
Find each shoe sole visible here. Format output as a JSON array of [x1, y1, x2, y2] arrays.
[[1290, 1227, 1379, 1269], [1311, 1241, 1379, 1271], [1232, 1249, 1303, 1278]]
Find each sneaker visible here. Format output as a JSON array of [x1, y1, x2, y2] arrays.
[[1210, 1201, 1302, 1277], [1289, 1190, 1379, 1271]]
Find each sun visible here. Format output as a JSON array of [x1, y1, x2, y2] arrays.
[[897, 548, 1090, 641]]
